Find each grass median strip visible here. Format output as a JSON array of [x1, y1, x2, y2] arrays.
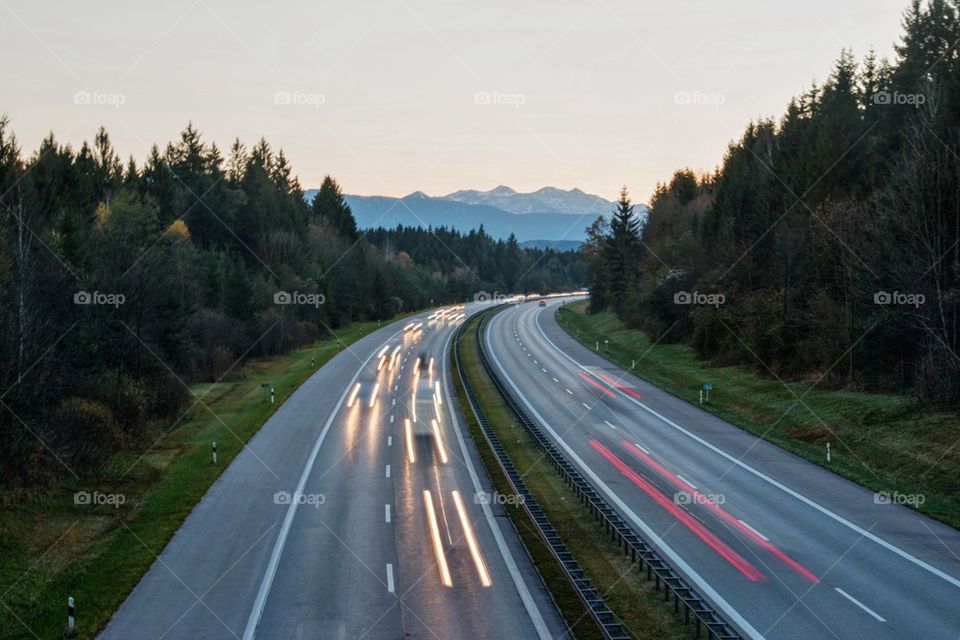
[[453, 314, 689, 640], [557, 300, 960, 529], [0, 319, 389, 640]]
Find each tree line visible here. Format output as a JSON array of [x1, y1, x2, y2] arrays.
[[0, 121, 583, 485], [584, 0, 960, 406]]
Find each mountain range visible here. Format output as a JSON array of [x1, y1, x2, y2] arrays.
[[302, 185, 646, 245]]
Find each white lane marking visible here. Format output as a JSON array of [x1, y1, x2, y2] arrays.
[[603, 420, 617, 430], [581, 402, 591, 410], [392, 398, 396, 406], [438, 322, 552, 639], [634, 442, 651, 454], [529, 307, 960, 592], [385, 504, 391, 523], [541, 368, 547, 373], [835, 588, 886, 622], [385, 464, 391, 478], [389, 414, 394, 424], [394, 385, 398, 391], [533, 360, 538, 364], [738, 519, 769, 542], [386, 563, 395, 593], [676, 475, 697, 489], [486, 311, 765, 640], [243, 325, 405, 640], [565, 388, 573, 395], [552, 377, 559, 383], [387, 436, 393, 447]]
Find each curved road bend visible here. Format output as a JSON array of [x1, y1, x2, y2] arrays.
[[484, 298, 960, 640]]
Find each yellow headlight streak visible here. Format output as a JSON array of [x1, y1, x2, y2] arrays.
[[369, 382, 380, 408], [410, 393, 417, 422], [431, 419, 448, 464], [404, 418, 415, 464], [428, 357, 434, 379], [414, 358, 421, 375], [423, 490, 453, 587], [434, 381, 442, 404], [377, 355, 386, 371], [377, 345, 390, 358], [433, 394, 442, 424], [452, 490, 492, 587], [389, 346, 401, 371], [347, 383, 361, 407]]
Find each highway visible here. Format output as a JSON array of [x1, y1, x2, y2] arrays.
[[101, 305, 565, 640], [483, 297, 960, 640]]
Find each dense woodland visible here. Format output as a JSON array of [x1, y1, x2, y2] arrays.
[[585, 0, 960, 406], [0, 122, 582, 485]]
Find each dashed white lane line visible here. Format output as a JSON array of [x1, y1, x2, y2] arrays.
[[603, 420, 617, 430], [386, 563, 395, 593], [737, 519, 769, 542], [581, 402, 591, 410], [835, 588, 886, 622], [676, 475, 697, 489], [385, 504, 391, 523], [389, 414, 394, 424], [552, 377, 559, 383], [533, 360, 538, 364], [392, 398, 396, 405], [541, 368, 547, 373], [394, 385, 398, 391], [565, 388, 573, 395], [634, 442, 651, 455], [387, 436, 393, 447], [385, 464, 391, 478]]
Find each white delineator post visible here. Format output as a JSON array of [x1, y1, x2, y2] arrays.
[[826, 442, 832, 463], [212, 440, 218, 464], [67, 596, 75, 636]]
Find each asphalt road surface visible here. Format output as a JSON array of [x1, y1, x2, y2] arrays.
[[102, 304, 566, 640], [483, 297, 960, 640]]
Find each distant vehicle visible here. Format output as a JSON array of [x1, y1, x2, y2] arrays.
[[538, 300, 547, 307]]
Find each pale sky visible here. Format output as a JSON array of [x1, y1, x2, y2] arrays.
[[1, 0, 908, 204]]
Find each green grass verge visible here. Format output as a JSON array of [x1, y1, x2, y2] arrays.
[[454, 314, 691, 640], [557, 300, 960, 529], [0, 317, 400, 640]]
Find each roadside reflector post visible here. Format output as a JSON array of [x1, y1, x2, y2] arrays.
[[67, 596, 75, 637], [595, 341, 599, 351], [270, 386, 275, 404], [212, 441, 217, 464], [310, 357, 315, 368], [826, 442, 831, 463], [631, 359, 635, 369], [699, 390, 703, 405]]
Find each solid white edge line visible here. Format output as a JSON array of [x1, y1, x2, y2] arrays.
[[486, 307, 765, 640], [242, 324, 407, 640], [531, 305, 960, 592], [439, 323, 553, 640], [834, 588, 886, 622]]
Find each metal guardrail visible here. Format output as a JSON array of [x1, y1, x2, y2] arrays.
[[466, 308, 742, 640], [453, 311, 631, 640]]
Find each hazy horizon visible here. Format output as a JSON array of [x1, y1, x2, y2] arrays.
[[2, 0, 908, 203]]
